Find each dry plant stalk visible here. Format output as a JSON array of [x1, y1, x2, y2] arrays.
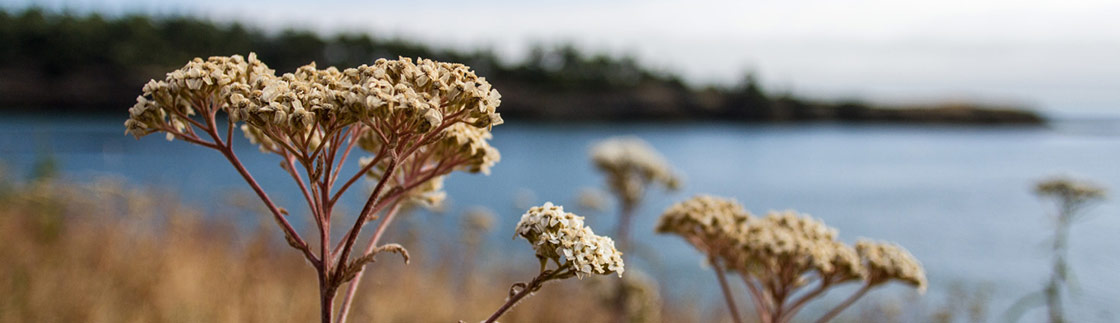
[[657, 195, 927, 323], [590, 136, 679, 322], [481, 202, 625, 323], [124, 53, 502, 323], [1031, 177, 1105, 323], [590, 136, 680, 249]]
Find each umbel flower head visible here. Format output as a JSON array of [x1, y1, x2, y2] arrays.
[[126, 53, 274, 140], [463, 206, 497, 233], [1035, 177, 1106, 209], [657, 195, 926, 323], [856, 239, 928, 292], [515, 202, 624, 279], [590, 136, 680, 206], [227, 56, 503, 139], [127, 54, 503, 173], [727, 211, 868, 283], [656, 195, 752, 253]]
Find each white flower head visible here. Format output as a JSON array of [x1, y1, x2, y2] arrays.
[[590, 136, 680, 205], [515, 202, 624, 279]]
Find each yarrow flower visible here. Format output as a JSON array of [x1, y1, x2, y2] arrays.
[[855, 239, 928, 292], [515, 202, 624, 278], [1028, 176, 1108, 323], [126, 53, 274, 140], [590, 136, 680, 206], [124, 54, 505, 323], [484, 203, 626, 323], [728, 211, 858, 280], [656, 195, 751, 253], [432, 122, 501, 175], [228, 57, 502, 138], [1034, 177, 1106, 208], [128, 55, 502, 166], [657, 194, 925, 323], [463, 206, 497, 233]]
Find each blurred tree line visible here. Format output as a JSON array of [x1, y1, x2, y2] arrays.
[[0, 8, 1040, 124]]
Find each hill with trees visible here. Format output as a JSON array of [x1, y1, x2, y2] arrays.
[[0, 8, 1042, 124]]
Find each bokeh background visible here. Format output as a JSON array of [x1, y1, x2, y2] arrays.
[[1, 0, 1118, 322]]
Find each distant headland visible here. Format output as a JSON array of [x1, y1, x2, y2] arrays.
[[0, 9, 1043, 125]]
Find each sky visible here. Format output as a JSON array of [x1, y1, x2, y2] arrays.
[[8, 0, 1120, 117]]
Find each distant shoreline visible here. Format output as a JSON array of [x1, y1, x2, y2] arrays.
[[2, 104, 1045, 126], [0, 8, 1043, 126]]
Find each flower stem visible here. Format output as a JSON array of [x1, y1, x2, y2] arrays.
[[214, 126, 317, 266], [334, 158, 398, 282], [779, 279, 831, 323], [334, 202, 403, 323], [814, 283, 871, 323], [483, 269, 565, 323], [320, 283, 335, 323], [712, 257, 744, 323], [612, 201, 636, 323], [740, 274, 773, 323]]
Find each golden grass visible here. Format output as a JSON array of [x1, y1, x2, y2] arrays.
[[0, 178, 707, 323], [0, 176, 988, 323]]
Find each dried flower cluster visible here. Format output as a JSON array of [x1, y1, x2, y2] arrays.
[[129, 55, 501, 172], [590, 137, 680, 206], [124, 53, 503, 323], [729, 211, 873, 286], [126, 54, 273, 140], [590, 136, 680, 323], [656, 195, 751, 253], [516, 202, 625, 278], [855, 239, 927, 289], [484, 203, 625, 323], [463, 207, 497, 233], [657, 195, 926, 323], [1035, 177, 1106, 212], [1023, 176, 1108, 323]]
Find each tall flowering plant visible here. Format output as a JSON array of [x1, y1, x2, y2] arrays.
[[589, 137, 679, 321], [658, 195, 926, 323], [125, 54, 502, 323], [1027, 177, 1105, 323]]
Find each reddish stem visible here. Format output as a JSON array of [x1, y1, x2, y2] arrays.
[[284, 154, 320, 220], [334, 202, 403, 323], [329, 127, 361, 187], [196, 107, 317, 267], [712, 257, 745, 323], [780, 278, 831, 323], [741, 273, 774, 323], [814, 283, 872, 323], [483, 269, 569, 323], [329, 145, 386, 206], [333, 158, 398, 281]]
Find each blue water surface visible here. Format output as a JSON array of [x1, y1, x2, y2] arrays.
[[2, 115, 1119, 321]]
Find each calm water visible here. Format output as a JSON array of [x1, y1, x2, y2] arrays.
[[3, 115, 1119, 321]]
